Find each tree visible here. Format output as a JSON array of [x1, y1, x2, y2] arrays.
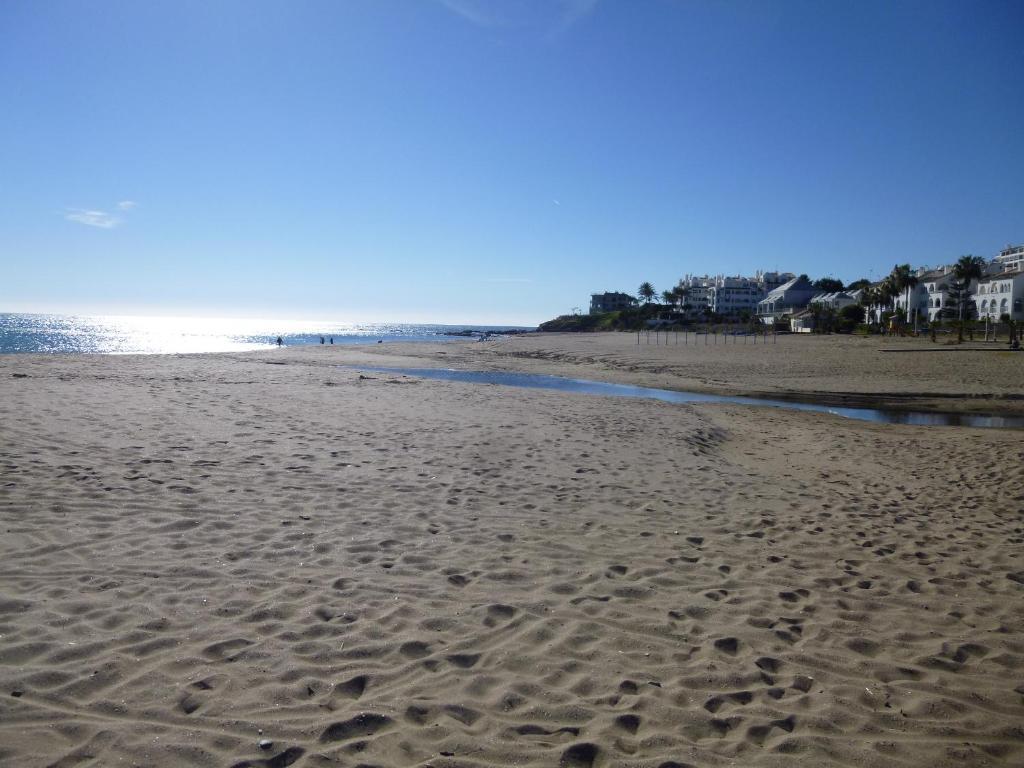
[[638, 282, 656, 304], [858, 286, 878, 326], [951, 255, 986, 341], [813, 277, 844, 292], [847, 278, 872, 292], [889, 263, 918, 324], [661, 289, 676, 307], [838, 303, 864, 333], [676, 285, 691, 315], [878, 278, 898, 311]]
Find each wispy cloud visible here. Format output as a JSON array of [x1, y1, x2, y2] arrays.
[[64, 199, 139, 229], [440, 0, 499, 27], [558, 0, 599, 30], [65, 208, 120, 229], [439, 0, 598, 32]]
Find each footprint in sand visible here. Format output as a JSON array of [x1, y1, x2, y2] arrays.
[[334, 674, 368, 699], [559, 742, 601, 768], [319, 713, 394, 742], [399, 641, 431, 659]]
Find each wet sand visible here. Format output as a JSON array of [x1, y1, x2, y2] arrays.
[[1, 337, 1022, 767]]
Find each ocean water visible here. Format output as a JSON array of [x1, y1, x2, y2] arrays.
[[0, 313, 531, 355]]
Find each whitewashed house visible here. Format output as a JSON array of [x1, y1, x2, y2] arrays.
[[756, 275, 817, 324], [809, 291, 858, 310], [974, 271, 1024, 321], [920, 266, 958, 322]]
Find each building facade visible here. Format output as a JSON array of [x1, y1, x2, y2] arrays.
[[589, 291, 636, 314], [975, 272, 1024, 321], [994, 244, 1024, 274], [757, 275, 818, 323], [676, 271, 794, 318]]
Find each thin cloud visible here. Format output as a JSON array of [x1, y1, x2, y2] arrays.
[[439, 0, 598, 31], [559, 0, 599, 28], [117, 200, 137, 210], [65, 208, 120, 229], [439, 0, 499, 27]]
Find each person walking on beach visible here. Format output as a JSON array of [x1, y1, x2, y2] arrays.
[[276, 336, 283, 347], [330, 337, 334, 344], [320, 336, 325, 344]]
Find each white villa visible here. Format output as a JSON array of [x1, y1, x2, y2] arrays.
[[676, 271, 793, 317], [809, 290, 858, 310], [918, 266, 958, 322], [756, 275, 818, 324], [975, 271, 1024, 321]]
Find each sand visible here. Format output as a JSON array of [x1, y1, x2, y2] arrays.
[[1, 334, 1022, 767]]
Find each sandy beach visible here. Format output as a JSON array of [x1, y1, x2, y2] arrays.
[[1, 333, 1023, 767]]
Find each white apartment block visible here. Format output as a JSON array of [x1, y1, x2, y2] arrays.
[[676, 271, 793, 317], [975, 271, 1024, 321], [994, 244, 1024, 274], [918, 266, 957, 322]]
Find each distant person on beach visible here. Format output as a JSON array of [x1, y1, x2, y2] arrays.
[[320, 336, 325, 344], [276, 336, 283, 347], [330, 337, 334, 344]]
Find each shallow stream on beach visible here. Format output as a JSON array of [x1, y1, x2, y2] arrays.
[[347, 366, 1024, 429]]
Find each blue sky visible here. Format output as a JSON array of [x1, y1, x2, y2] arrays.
[[1, 0, 1022, 325]]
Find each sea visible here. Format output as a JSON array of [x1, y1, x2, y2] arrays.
[[0, 313, 532, 355]]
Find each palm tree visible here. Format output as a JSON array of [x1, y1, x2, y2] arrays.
[[676, 285, 691, 316], [661, 289, 676, 307], [878, 278, 897, 311], [874, 278, 899, 332], [638, 282, 656, 305], [857, 286, 877, 325], [952, 255, 986, 341], [890, 263, 919, 325]]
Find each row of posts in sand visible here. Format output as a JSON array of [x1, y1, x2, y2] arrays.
[[637, 328, 777, 345]]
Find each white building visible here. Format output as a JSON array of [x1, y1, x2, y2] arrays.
[[974, 271, 1024, 321], [757, 275, 818, 323], [993, 244, 1024, 274], [677, 274, 713, 314], [809, 291, 858, 311], [707, 276, 763, 316], [676, 270, 794, 318], [919, 266, 958, 322]]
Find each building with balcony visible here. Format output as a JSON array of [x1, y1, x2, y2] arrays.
[[756, 275, 818, 324], [589, 291, 636, 314], [974, 272, 1024, 321], [676, 270, 795, 318], [994, 244, 1024, 274]]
